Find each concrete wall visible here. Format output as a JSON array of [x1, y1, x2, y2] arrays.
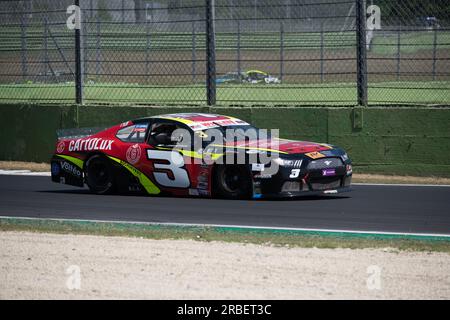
[[1, 104, 449, 176]]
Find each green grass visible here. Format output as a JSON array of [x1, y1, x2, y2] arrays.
[[0, 81, 449, 105], [1, 217, 450, 253], [1, 24, 449, 54], [0, 26, 356, 52], [371, 31, 450, 55]]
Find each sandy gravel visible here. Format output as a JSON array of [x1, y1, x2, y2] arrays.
[[0, 231, 449, 299]]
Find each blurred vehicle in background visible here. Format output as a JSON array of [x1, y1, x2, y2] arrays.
[[216, 70, 281, 85]]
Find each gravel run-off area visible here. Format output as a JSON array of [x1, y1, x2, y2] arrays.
[[1, 231, 449, 299]]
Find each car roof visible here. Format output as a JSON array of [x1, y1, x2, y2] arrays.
[[133, 113, 250, 130]]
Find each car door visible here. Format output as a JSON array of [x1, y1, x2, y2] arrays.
[[144, 119, 193, 191]]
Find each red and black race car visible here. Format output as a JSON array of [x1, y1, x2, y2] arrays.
[[51, 113, 352, 199]]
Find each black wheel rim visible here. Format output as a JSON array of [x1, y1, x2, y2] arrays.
[[221, 166, 244, 193], [89, 161, 109, 187]]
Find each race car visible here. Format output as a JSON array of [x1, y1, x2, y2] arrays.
[[51, 113, 352, 199], [215, 72, 246, 84], [215, 70, 281, 85], [244, 70, 281, 84]]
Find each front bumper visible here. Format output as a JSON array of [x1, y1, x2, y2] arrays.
[[253, 185, 352, 199], [251, 156, 352, 199]]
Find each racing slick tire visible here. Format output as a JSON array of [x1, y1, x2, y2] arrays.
[[85, 155, 116, 194], [213, 165, 252, 199]]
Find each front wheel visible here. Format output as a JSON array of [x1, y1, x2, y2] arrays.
[[213, 165, 252, 199], [85, 155, 115, 194]]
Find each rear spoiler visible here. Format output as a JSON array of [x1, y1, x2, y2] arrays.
[[56, 127, 107, 139]]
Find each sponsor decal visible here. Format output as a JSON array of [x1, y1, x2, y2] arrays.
[[68, 138, 113, 152], [126, 144, 142, 165], [57, 141, 65, 153], [251, 163, 264, 172], [61, 161, 81, 177], [305, 151, 325, 159], [324, 160, 332, 166], [120, 121, 130, 127], [188, 119, 249, 131], [254, 174, 272, 179], [51, 162, 60, 176], [133, 124, 148, 133], [108, 156, 160, 194], [322, 168, 336, 176]]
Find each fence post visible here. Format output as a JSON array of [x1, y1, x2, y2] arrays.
[[20, 10, 28, 82], [83, 5, 88, 86], [320, 21, 324, 83], [146, 17, 150, 84], [280, 21, 284, 82], [206, 0, 216, 105], [396, 27, 400, 81], [355, 0, 368, 106], [432, 27, 437, 81], [44, 16, 49, 82], [122, 0, 125, 24], [237, 20, 241, 74], [96, 14, 101, 81], [192, 21, 196, 83], [75, 0, 84, 104]]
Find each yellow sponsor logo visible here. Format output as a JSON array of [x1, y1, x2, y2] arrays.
[[56, 154, 84, 169], [305, 151, 325, 159], [107, 156, 160, 195]]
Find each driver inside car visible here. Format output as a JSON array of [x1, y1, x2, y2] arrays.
[[148, 123, 176, 146]]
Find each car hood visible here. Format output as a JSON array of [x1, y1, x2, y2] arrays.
[[223, 138, 332, 155]]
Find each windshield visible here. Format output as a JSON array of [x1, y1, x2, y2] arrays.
[[197, 125, 272, 147]]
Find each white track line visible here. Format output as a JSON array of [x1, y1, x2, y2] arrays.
[[353, 182, 450, 187], [1, 216, 449, 238]]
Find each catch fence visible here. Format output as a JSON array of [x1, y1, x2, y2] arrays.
[[0, 0, 449, 105]]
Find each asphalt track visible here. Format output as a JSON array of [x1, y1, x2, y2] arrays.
[[0, 175, 449, 235]]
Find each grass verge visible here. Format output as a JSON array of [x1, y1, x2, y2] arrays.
[[0, 82, 449, 105], [1, 217, 449, 253]]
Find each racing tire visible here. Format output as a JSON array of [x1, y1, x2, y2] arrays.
[[213, 165, 252, 199], [85, 155, 116, 195]]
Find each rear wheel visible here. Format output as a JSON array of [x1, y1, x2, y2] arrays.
[[85, 155, 115, 194], [213, 165, 252, 199]]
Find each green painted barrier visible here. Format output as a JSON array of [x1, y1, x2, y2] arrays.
[[0, 103, 449, 176]]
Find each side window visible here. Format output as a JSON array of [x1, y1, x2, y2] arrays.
[[116, 123, 148, 143], [147, 122, 191, 148]]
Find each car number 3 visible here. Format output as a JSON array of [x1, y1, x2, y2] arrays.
[[146, 150, 190, 188], [289, 169, 301, 178]]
